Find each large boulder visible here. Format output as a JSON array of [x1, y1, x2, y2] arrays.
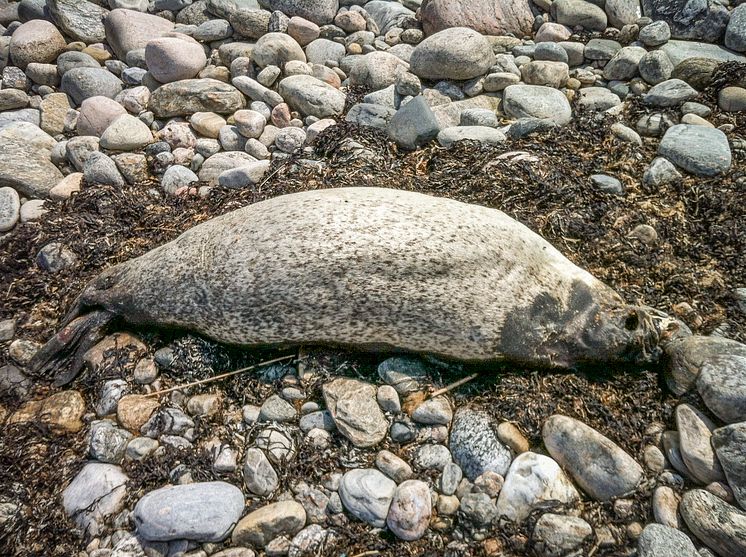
[[257, 0, 338, 25], [0, 122, 64, 199], [9, 20, 67, 70], [503, 84, 572, 125], [47, 0, 108, 43], [104, 8, 175, 60], [410, 27, 496, 81], [642, 0, 729, 42], [419, 0, 533, 38], [145, 36, 207, 83], [278, 75, 346, 118], [149, 79, 246, 117]]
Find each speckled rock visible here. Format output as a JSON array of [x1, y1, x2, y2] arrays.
[[680, 489, 746, 557], [449, 408, 512, 481]]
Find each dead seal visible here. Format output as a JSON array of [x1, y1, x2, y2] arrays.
[[31, 187, 689, 385]]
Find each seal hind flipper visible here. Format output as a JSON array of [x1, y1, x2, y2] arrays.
[[28, 310, 115, 386]]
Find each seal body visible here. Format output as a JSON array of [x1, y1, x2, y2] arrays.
[[32, 187, 672, 383]]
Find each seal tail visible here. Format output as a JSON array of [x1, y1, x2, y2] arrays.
[[28, 309, 115, 387]]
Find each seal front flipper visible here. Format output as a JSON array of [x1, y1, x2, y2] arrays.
[[27, 310, 115, 386]]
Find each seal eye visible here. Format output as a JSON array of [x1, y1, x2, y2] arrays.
[[624, 312, 639, 331]]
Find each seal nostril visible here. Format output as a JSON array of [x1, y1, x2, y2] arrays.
[[625, 312, 639, 331]]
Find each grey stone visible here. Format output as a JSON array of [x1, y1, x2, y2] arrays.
[[377, 356, 429, 395], [0, 122, 63, 198], [252, 32, 305, 68], [639, 50, 675, 85], [534, 42, 569, 64], [603, 46, 646, 81], [449, 408, 513, 481], [712, 422, 746, 511], [658, 124, 731, 177], [643, 157, 682, 188], [662, 40, 746, 68], [639, 20, 672, 46], [89, 420, 132, 464], [437, 126, 506, 147], [126, 437, 159, 460], [346, 103, 396, 129], [61, 68, 124, 106], [57, 51, 101, 76], [386, 480, 431, 541], [275, 127, 307, 153], [229, 8, 270, 39], [533, 513, 593, 557], [543, 414, 643, 501], [304, 38, 345, 65], [584, 38, 622, 60], [644, 79, 698, 107], [0, 187, 20, 232], [577, 87, 621, 111], [150, 79, 245, 118], [198, 151, 257, 185], [0, 108, 40, 129], [259, 393, 297, 422], [496, 452, 579, 522], [552, 0, 607, 31], [232, 501, 306, 548], [726, 5, 746, 53], [375, 450, 413, 483], [104, 8, 175, 60], [460, 108, 498, 127], [387, 96, 440, 150], [676, 403, 725, 486], [680, 489, 746, 557], [508, 117, 557, 139], [243, 447, 278, 496], [642, 0, 729, 43], [413, 444, 452, 471], [100, 114, 153, 151], [365, 0, 414, 34], [439, 462, 462, 496], [637, 523, 698, 557], [410, 27, 496, 81], [503, 84, 572, 125], [134, 482, 244, 542], [350, 51, 407, 91], [278, 75, 346, 118], [255, 425, 296, 465], [459, 492, 497, 526], [48, 0, 108, 43], [299, 410, 335, 432], [217, 160, 271, 189], [257, 0, 337, 25], [606, 0, 641, 29], [161, 165, 198, 194], [410, 396, 452, 425], [0, 364, 31, 397], [63, 463, 128, 536], [697, 349, 746, 424], [323, 378, 387, 448], [338, 468, 396, 527], [591, 174, 624, 195], [84, 151, 125, 187]]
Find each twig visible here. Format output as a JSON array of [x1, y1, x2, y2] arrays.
[[350, 551, 380, 557], [143, 354, 296, 397], [429, 373, 480, 398]]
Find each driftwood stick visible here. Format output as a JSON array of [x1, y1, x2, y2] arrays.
[[429, 372, 480, 398], [143, 354, 296, 397]]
